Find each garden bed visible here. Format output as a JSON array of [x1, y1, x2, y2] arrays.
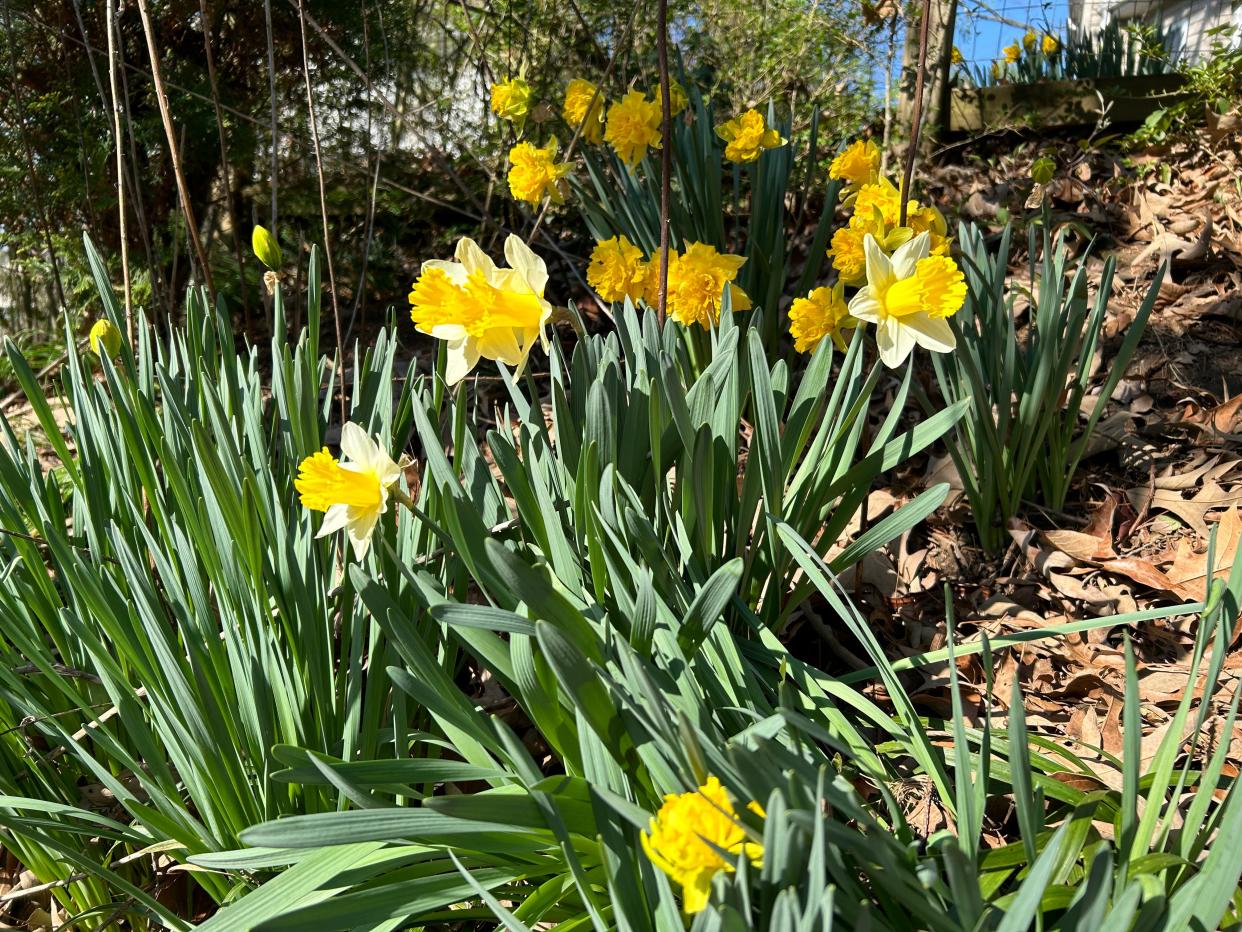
[[949, 73, 1189, 132]]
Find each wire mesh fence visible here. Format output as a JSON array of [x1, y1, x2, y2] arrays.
[[952, 0, 1241, 82]]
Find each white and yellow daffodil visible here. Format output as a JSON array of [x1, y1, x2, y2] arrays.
[[295, 422, 410, 559], [408, 235, 553, 385], [848, 232, 967, 368]]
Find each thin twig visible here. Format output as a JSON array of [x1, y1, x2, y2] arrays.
[[114, 21, 165, 317], [198, 0, 251, 333], [655, 0, 672, 326], [133, 0, 215, 297], [263, 0, 279, 231], [296, 0, 347, 426], [528, 1, 642, 239], [105, 0, 132, 335]]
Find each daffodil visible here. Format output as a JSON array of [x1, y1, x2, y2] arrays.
[[666, 242, 751, 328], [587, 235, 652, 305], [641, 776, 764, 915], [848, 232, 967, 368], [408, 236, 552, 385], [506, 140, 571, 205], [829, 138, 881, 192], [715, 109, 785, 163], [1023, 31, 1037, 52], [992, 61, 1004, 81], [563, 78, 605, 144], [789, 283, 859, 353], [852, 177, 904, 228], [89, 319, 121, 358], [669, 79, 689, 116], [605, 90, 662, 170], [951, 46, 964, 64], [251, 225, 283, 270], [491, 77, 533, 126], [1003, 42, 1021, 63], [827, 223, 873, 286], [295, 423, 411, 559], [827, 177, 950, 285], [1042, 34, 1060, 55]]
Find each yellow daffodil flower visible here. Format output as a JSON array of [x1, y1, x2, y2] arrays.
[[408, 236, 552, 385], [951, 46, 964, 64], [829, 138, 882, 194], [1023, 31, 1037, 52], [89, 319, 122, 358], [605, 90, 662, 170], [827, 223, 873, 286], [992, 61, 1004, 81], [491, 77, 533, 126], [848, 232, 967, 368], [789, 283, 859, 353], [641, 776, 764, 915], [666, 242, 751, 328], [562, 78, 605, 144], [827, 177, 951, 285], [1003, 42, 1021, 63], [506, 140, 571, 206], [669, 79, 689, 116], [1042, 34, 1060, 55], [296, 423, 411, 559], [587, 235, 652, 305], [715, 109, 785, 163]]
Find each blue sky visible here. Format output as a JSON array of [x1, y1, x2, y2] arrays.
[[954, 0, 1073, 66]]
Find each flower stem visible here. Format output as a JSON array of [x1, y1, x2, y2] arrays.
[[656, 0, 672, 327]]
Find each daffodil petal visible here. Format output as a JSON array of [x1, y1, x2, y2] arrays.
[[890, 231, 931, 278], [903, 312, 956, 352], [444, 336, 480, 386], [503, 235, 549, 296]]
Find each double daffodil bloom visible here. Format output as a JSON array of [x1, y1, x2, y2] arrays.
[[848, 232, 967, 368], [506, 140, 571, 205], [562, 78, 606, 144], [828, 177, 951, 286], [408, 236, 552, 385], [587, 235, 653, 305], [829, 138, 881, 194], [641, 776, 764, 915], [605, 90, 663, 170], [296, 423, 411, 559], [666, 242, 752, 328], [789, 283, 859, 353], [715, 109, 785, 163], [490, 77, 533, 126]]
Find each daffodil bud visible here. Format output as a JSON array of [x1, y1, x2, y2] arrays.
[[1031, 156, 1056, 185], [89, 319, 121, 358], [252, 225, 283, 270]]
